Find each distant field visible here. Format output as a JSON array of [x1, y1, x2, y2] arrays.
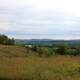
[[0, 56, 80, 80], [0, 45, 80, 80]]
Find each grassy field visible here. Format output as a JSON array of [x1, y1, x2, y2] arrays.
[[0, 56, 80, 80], [0, 45, 80, 80], [0, 45, 27, 57]]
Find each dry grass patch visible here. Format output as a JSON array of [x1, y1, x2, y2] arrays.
[[0, 56, 80, 80]]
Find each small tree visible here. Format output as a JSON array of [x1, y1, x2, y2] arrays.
[[32, 45, 38, 52], [57, 44, 69, 55]]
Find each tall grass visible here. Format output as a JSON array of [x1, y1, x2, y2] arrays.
[[0, 56, 80, 80]]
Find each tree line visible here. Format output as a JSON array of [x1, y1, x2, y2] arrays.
[[27, 44, 80, 57], [0, 34, 15, 45]]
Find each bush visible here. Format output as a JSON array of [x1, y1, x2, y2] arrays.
[[66, 49, 77, 56], [56, 44, 69, 55], [37, 47, 55, 57]]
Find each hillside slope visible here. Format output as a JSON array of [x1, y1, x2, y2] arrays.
[[0, 45, 28, 57]]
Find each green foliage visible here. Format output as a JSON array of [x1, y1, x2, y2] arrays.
[[31, 46, 55, 57], [32, 45, 38, 52], [56, 44, 69, 55], [0, 34, 15, 45], [66, 49, 77, 56], [30, 44, 80, 56]]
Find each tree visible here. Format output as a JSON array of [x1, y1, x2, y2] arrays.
[[57, 44, 69, 55], [0, 34, 15, 45]]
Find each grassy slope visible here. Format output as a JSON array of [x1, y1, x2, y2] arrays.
[[0, 45, 80, 80], [0, 56, 80, 80], [0, 45, 28, 57]]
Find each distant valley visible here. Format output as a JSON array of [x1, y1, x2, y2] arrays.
[[15, 39, 80, 46]]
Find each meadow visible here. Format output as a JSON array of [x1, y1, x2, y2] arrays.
[[0, 56, 80, 80], [0, 45, 80, 80]]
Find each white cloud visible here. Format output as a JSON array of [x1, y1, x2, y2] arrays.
[[15, 0, 80, 17], [0, 0, 80, 39]]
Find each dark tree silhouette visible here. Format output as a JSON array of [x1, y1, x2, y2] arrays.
[[0, 34, 15, 45]]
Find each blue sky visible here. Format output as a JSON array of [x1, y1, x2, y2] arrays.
[[0, 0, 80, 39]]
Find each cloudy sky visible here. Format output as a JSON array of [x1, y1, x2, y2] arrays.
[[0, 0, 80, 39]]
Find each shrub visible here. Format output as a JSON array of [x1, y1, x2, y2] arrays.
[[66, 49, 77, 56], [56, 44, 69, 55]]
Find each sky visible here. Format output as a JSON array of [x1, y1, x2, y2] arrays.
[[0, 0, 80, 39]]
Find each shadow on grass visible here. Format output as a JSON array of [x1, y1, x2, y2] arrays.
[[0, 78, 11, 80], [0, 77, 31, 80]]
